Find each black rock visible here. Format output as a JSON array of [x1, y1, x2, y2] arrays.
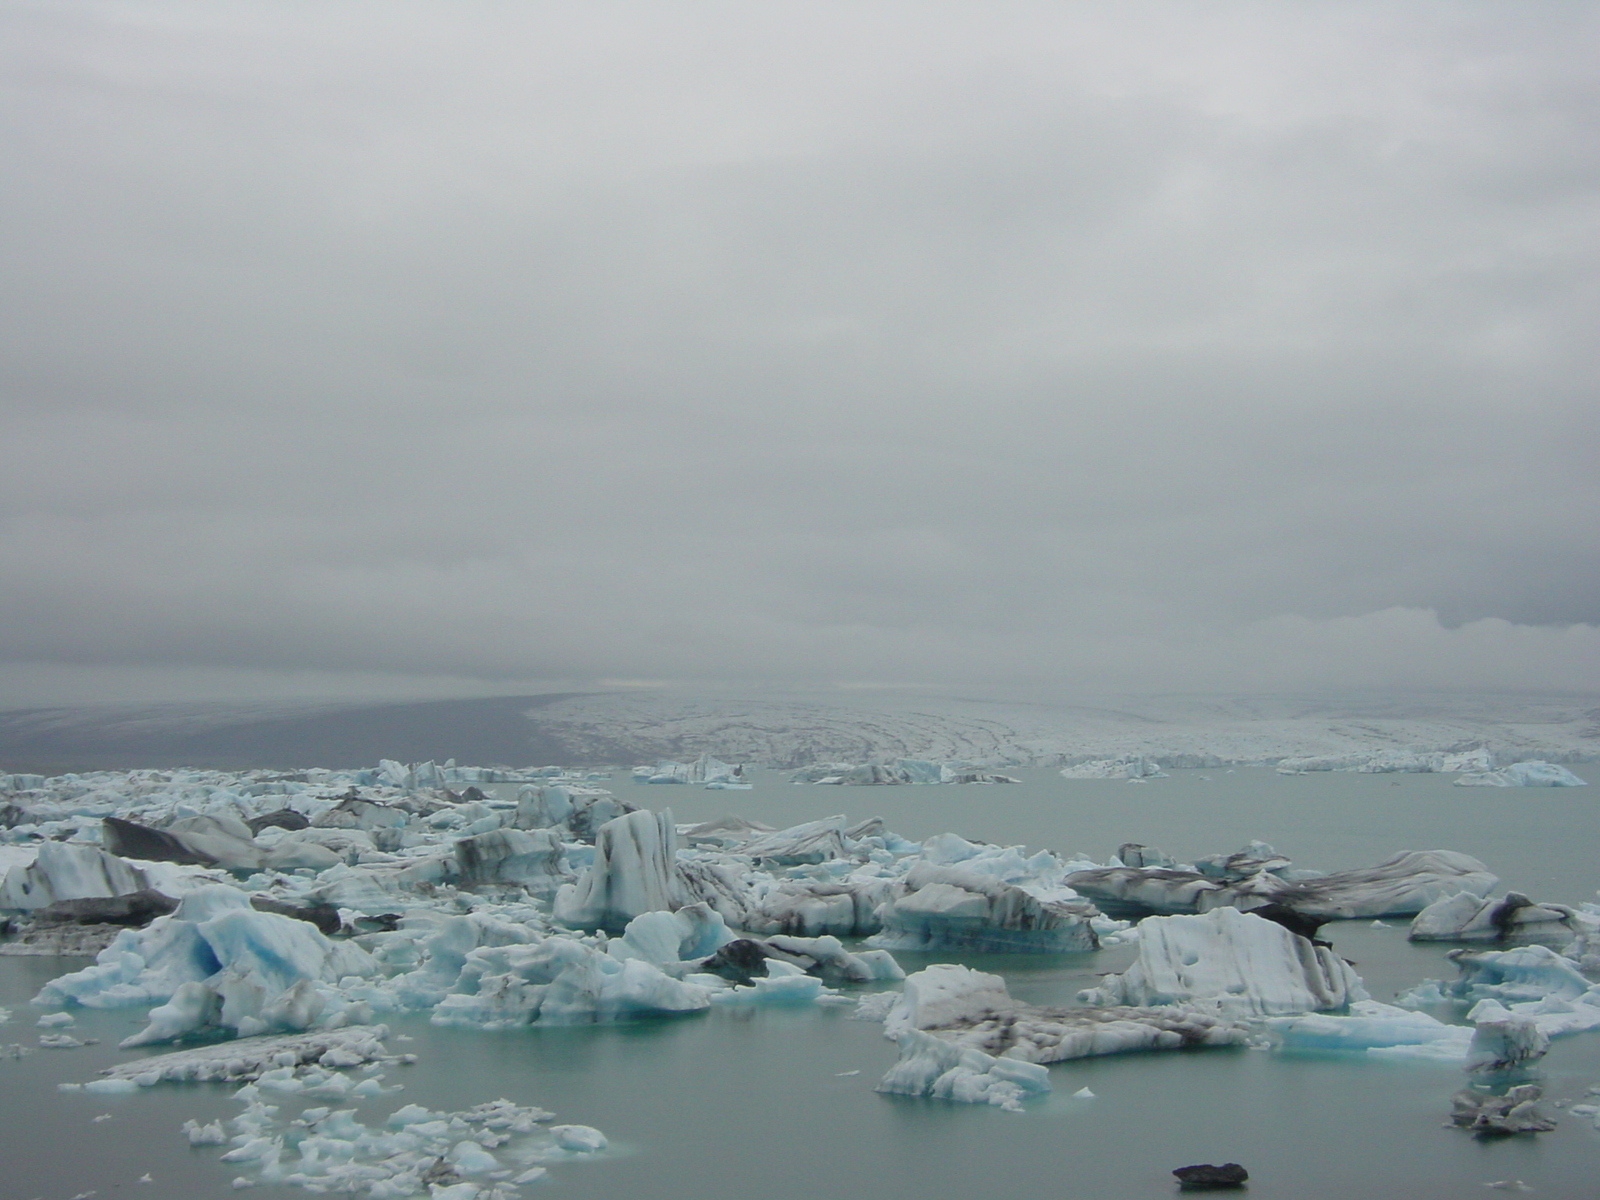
[[35, 889, 178, 927], [250, 896, 344, 935], [1173, 1163, 1248, 1189], [102, 815, 216, 866], [247, 809, 310, 834]]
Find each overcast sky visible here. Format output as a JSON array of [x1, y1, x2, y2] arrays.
[[2, 1, 1596, 706]]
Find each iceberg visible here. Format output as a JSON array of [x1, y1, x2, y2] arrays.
[[103, 814, 264, 871], [1465, 1004, 1550, 1073], [1409, 891, 1575, 943], [428, 937, 713, 1027], [736, 815, 856, 865], [1455, 761, 1588, 787], [515, 784, 635, 841], [1059, 756, 1165, 780], [1061, 865, 1228, 917], [35, 884, 377, 1045], [1248, 850, 1498, 920], [1266, 1000, 1473, 1062], [1066, 848, 1495, 921], [876, 1028, 1051, 1112], [678, 814, 776, 848], [92, 1025, 393, 1085], [609, 904, 736, 964], [757, 933, 904, 984], [453, 828, 568, 893], [747, 878, 891, 938], [553, 809, 686, 932], [1401, 944, 1597, 1006], [869, 862, 1099, 953], [0, 842, 151, 911], [1079, 908, 1367, 1017], [1451, 1085, 1557, 1135], [879, 965, 1248, 1067]]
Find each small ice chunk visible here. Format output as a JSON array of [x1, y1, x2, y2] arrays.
[[449, 1139, 499, 1174], [551, 1124, 607, 1152], [183, 1119, 227, 1145], [83, 1078, 140, 1095]]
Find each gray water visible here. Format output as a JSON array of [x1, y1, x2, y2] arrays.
[[5, 767, 1600, 1199]]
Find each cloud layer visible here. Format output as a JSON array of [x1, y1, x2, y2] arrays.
[[2, 2, 1597, 703]]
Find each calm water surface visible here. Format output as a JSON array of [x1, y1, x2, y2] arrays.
[[4, 767, 1598, 1199]]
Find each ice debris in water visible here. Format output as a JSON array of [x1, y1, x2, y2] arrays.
[[201, 1089, 604, 1197]]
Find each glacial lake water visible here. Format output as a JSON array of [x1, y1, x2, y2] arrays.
[[4, 765, 1600, 1199]]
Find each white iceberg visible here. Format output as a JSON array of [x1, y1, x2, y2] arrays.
[[1455, 761, 1587, 787], [35, 884, 377, 1045], [1465, 1004, 1550, 1073], [453, 828, 568, 893], [869, 863, 1099, 953], [1409, 891, 1575, 943], [1059, 756, 1165, 780], [882, 964, 1249, 1063], [428, 936, 713, 1027], [1266, 1000, 1473, 1062], [0, 842, 151, 911], [876, 1028, 1051, 1112], [1079, 907, 1367, 1017], [1067, 848, 1496, 921], [553, 808, 685, 932]]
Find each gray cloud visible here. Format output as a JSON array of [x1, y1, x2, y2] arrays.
[[1, 1, 1597, 703]]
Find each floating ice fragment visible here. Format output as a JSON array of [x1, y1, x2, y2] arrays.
[[877, 1028, 1050, 1112], [1080, 908, 1366, 1017], [551, 1124, 607, 1152]]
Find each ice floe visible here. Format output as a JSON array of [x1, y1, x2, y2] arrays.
[[201, 1087, 605, 1196], [880, 964, 1249, 1065]]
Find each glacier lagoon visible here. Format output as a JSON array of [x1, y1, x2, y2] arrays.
[[4, 766, 1600, 1199]]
